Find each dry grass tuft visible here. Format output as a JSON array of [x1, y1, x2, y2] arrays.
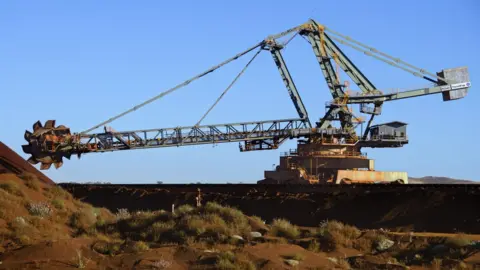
[[49, 186, 72, 200], [69, 209, 97, 235], [176, 204, 195, 215], [316, 220, 361, 249], [215, 251, 256, 270], [73, 249, 87, 268], [445, 233, 472, 248], [51, 198, 64, 210], [19, 172, 40, 191], [335, 257, 351, 270], [0, 181, 24, 197], [132, 241, 149, 253], [430, 258, 442, 270], [270, 218, 300, 240], [204, 202, 251, 234]]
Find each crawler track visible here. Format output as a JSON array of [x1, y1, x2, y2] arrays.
[[59, 183, 480, 234]]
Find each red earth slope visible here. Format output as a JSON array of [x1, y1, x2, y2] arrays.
[[0, 141, 54, 185]]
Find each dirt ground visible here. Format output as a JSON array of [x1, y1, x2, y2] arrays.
[[0, 141, 479, 269]]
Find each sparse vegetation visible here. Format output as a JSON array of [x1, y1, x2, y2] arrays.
[[0, 169, 478, 270], [115, 208, 131, 220], [49, 186, 72, 200], [27, 202, 52, 217], [214, 251, 256, 270], [51, 198, 64, 210], [307, 239, 320, 252], [445, 233, 472, 248], [69, 209, 97, 234], [270, 218, 300, 239], [133, 241, 149, 252], [0, 181, 23, 197], [176, 204, 195, 215], [73, 250, 87, 268], [315, 220, 361, 250]]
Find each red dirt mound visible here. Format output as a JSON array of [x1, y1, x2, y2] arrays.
[[0, 142, 54, 185]]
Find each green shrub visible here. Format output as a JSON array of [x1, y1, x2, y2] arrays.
[[132, 241, 149, 253], [308, 239, 320, 252], [204, 202, 250, 233], [51, 198, 64, 210], [215, 251, 256, 270], [176, 204, 195, 215], [270, 218, 299, 239]]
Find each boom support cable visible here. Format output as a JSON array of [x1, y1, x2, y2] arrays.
[[327, 34, 444, 83], [80, 41, 265, 134], [195, 48, 263, 127], [323, 26, 449, 83]]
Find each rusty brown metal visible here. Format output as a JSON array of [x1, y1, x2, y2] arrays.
[[22, 120, 83, 170]]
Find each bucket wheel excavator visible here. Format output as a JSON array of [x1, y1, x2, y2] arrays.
[[22, 19, 471, 184]]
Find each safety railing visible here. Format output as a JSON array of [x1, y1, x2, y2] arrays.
[[367, 135, 408, 141]]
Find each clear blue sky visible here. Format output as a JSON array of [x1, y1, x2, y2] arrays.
[[1, 1, 478, 183]]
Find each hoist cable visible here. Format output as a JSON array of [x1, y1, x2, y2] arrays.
[[81, 41, 265, 134], [195, 48, 263, 127]]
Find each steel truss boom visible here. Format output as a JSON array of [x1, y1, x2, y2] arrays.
[[80, 119, 311, 152]]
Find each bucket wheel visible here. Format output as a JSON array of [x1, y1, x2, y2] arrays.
[[22, 120, 78, 170]]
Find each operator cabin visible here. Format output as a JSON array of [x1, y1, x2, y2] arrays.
[[369, 121, 407, 139]]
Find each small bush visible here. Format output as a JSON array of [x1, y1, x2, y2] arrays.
[[308, 239, 320, 252], [0, 181, 23, 197], [51, 198, 64, 210], [317, 220, 360, 249], [17, 234, 31, 245], [250, 216, 265, 225], [204, 202, 250, 233], [215, 251, 256, 270], [133, 241, 149, 253], [185, 216, 207, 235], [24, 178, 40, 191], [270, 218, 299, 239], [27, 202, 52, 217], [216, 251, 236, 269], [70, 210, 97, 234], [176, 204, 195, 215], [115, 208, 131, 221], [49, 186, 72, 200], [445, 234, 472, 248]]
